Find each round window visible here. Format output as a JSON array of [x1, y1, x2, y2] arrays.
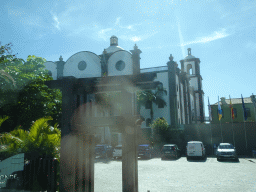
[[78, 61, 87, 71], [115, 60, 125, 71]]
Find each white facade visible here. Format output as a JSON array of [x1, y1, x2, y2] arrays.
[[140, 70, 170, 128], [64, 51, 101, 78], [139, 48, 204, 127], [44, 36, 205, 143]]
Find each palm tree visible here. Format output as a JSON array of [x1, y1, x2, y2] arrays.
[[0, 115, 9, 128], [0, 116, 61, 160], [137, 86, 167, 123]]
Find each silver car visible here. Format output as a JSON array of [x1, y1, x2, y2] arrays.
[[216, 143, 238, 161]]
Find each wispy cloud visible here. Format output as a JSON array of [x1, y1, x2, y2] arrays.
[[120, 24, 134, 31], [114, 16, 141, 31], [52, 14, 60, 30], [98, 28, 112, 41], [140, 44, 177, 50], [119, 31, 158, 43], [130, 36, 141, 42], [180, 29, 229, 47], [119, 23, 142, 31], [176, 17, 186, 58], [221, 2, 256, 20]]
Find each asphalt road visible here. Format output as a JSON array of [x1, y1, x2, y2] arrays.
[[94, 157, 256, 192]]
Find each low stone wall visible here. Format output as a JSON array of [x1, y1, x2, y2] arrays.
[[183, 122, 256, 156], [138, 122, 256, 156]]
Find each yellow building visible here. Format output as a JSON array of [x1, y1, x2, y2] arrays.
[[210, 95, 256, 124]]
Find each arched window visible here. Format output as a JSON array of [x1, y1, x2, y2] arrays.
[[189, 68, 192, 75], [187, 64, 193, 75]]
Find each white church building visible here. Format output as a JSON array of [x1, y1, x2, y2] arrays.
[[140, 47, 205, 129], [44, 35, 205, 144]]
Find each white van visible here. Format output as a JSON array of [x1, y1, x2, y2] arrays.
[[186, 141, 206, 160]]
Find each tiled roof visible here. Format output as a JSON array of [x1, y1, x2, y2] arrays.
[[212, 97, 253, 105]]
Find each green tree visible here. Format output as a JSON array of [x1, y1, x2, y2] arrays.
[[0, 70, 16, 88], [0, 42, 18, 90], [0, 54, 51, 106], [0, 50, 62, 132], [150, 118, 185, 149], [150, 117, 169, 145], [137, 86, 167, 122], [14, 77, 62, 131]]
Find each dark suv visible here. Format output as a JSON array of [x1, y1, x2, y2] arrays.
[[138, 144, 152, 159], [95, 144, 113, 158], [161, 144, 181, 160]]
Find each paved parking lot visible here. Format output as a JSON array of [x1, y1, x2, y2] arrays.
[[95, 157, 256, 192]]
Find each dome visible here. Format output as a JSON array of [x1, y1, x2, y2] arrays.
[[184, 48, 195, 60], [184, 55, 195, 59], [105, 35, 125, 54], [105, 45, 124, 54], [111, 35, 117, 39]]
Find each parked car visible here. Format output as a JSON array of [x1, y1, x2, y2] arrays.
[[252, 147, 256, 158], [95, 144, 113, 158], [161, 144, 181, 160], [113, 145, 122, 159], [186, 141, 206, 160], [138, 144, 152, 159], [216, 143, 238, 161]]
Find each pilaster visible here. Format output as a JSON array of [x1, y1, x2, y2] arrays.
[[167, 54, 178, 128], [56, 56, 65, 79], [130, 44, 142, 75]]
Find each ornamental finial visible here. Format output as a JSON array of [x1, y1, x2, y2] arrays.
[[187, 48, 191, 55], [59, 56, 63, 61], [169, 54, 174, 61], [134, 44, 138, 50]]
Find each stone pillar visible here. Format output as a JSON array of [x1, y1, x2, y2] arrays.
[[58, 77, 96, 192], [177, 70, 182, 124], [75, 134, 95, 192], [195, 59, 204, 123], [167, 54, 178, 128], [100, 49, 108, 77], [130, 44, 142, 75], [58, 77, 76, 192], [183, 79, 187, 124], [121, 88, 138, 192], [56, 56, 65, 79]]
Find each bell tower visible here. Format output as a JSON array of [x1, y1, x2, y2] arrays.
[[180, 48, 204, 123]]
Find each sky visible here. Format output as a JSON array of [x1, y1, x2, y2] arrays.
[[1, 0, 256, 117]]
